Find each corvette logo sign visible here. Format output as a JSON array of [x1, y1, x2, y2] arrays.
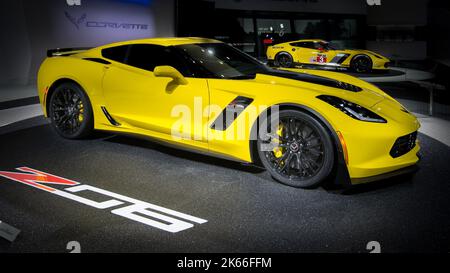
[[64, 11, 148, 31], [0, 167, 207, 233]]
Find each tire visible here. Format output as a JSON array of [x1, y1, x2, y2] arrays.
[[257, 110, 335, 188], [350, 55, 372, 73], [48, 82, 94, 139], [274, 52, 294, 68]]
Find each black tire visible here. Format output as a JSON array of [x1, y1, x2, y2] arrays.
[[350, 55, 372, 73], [48, 82, 94, 139], [274, 52, 294, 68], [257, 110, 335, 188]]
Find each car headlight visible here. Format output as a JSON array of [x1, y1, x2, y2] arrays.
[[317, 95, 387, 123]]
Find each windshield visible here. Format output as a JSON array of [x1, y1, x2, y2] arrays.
[[173, 43, 269, 79]]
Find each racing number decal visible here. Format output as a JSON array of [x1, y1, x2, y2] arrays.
[[316, 54, 327, 63], [0, 167, 207, 233]]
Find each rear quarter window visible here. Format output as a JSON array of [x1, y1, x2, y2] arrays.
[[101, 45, 130, 63]]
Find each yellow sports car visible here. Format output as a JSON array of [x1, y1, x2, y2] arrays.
[[37, 37, 419, 188], [267, 39, 391, 73]]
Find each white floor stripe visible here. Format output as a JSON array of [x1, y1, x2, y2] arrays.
[[417, 114, 450, 147], [0, 104, 43, 127]]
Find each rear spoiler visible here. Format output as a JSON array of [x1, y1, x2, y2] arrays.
[[47, 47, 92, 57]]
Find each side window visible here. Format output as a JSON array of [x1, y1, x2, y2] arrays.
[[290, 42, 315, 49], [314, 42, 324, 50], [126, 44, 161, 71], [126, 44, 191, 76], [303, 42, 316, 49], [101, 45, 129, 63]]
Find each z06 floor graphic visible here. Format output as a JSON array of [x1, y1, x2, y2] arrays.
[[0, 167, 207, 233]]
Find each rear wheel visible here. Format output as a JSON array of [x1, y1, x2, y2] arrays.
[[48, 82, 94, 139], [274, 52, 294, 68], [257, 110, 335, 188], [350, 55, 372, 73]]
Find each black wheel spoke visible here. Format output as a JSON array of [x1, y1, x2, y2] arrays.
[[306, 142, 322, 149], [305, 135, 320, 142], [301, 155, 314, 175], [280, 153, 293, 173], [295, 153, 301, 170], [307, 148, 323, 156], [289, 119, 296, 137], [302, 128, 314, 140], [56, 114, 69, 126]]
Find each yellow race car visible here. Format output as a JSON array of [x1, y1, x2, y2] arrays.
[[37, 37, 419, 188], [267, 39, 391, 73]]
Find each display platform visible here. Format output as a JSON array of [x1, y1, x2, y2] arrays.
[[268, 64, 434, 83], [354, 68, 435, 83], [345, 68, 405, 78], [0, 116, 449, 253]]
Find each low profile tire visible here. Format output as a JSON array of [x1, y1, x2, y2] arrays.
[[48, 82, 94, 139], [350, 55, 372, 73], [274, 52, 294, 68], [257, 110, 335, 188]]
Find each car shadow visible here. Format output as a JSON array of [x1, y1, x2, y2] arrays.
[[102, 134, 265, 174], [336, 173, 416, 195], [97, 133, 417, 194]]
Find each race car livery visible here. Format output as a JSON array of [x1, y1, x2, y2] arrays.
[[267, 39, 391, 73]]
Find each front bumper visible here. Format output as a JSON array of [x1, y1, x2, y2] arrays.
[[372, 60, 390, 70], [345, 131, 420, 181], [351, 163, 419, 185]]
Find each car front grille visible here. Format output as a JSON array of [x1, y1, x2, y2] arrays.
[[390, 131, 417, 158]]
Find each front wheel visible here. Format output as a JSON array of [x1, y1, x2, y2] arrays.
[[350, 55, 372, 73], [48, 82, 94, 139], [257, 110, 335, 188]]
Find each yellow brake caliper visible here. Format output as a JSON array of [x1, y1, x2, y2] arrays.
[[77, 100, 84, 123], [273, 124, 284, 158]]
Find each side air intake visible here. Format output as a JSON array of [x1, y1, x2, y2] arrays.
[[210, 96, 254, 131], [101, 106, 121, 126]]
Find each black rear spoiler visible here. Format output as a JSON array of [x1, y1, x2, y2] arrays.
[[47, 47, 92, 57]]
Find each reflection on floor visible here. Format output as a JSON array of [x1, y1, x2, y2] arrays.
[[416, 114, 450, 147]]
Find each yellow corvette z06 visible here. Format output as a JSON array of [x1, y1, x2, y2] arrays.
[[267, 39, 391, 73], [38, 37, 420, 188]]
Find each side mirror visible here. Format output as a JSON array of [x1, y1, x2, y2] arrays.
[[153, 66, 188, 85]]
